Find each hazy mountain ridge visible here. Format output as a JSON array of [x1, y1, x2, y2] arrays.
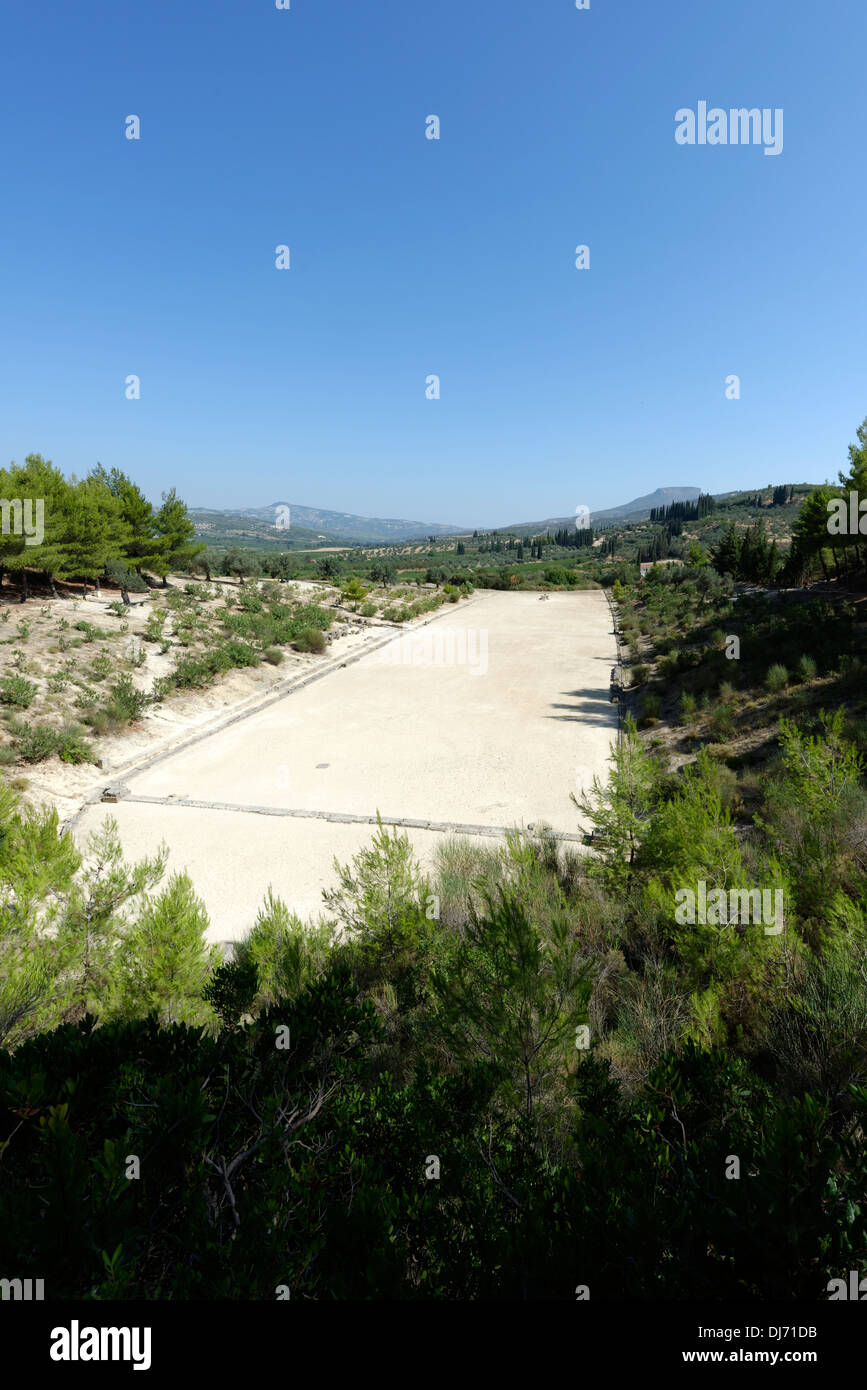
[[191, 488, 704, 548], [239, 502, 465, 543], [497, 487, 703, 536]]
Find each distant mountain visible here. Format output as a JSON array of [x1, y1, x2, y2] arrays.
[[588, 486, 703, 524], [192, 502, 466, 546], [190, 488, 704, 550], [190, 509, 344, 551], [497, 487, 703, 536]]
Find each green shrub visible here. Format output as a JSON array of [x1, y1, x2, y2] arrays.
[[74, 621, 107, 642], [85, 709, 111, 736], [360, 602, 377, 617], [293, 627, 327, 654], [798, 654, 818, 682], [11, 721, 60, 763], [838, 654, 866, 694], [169, 657, 213, 690], [222, 639, 260, 668], [765, 663, 789, 693], [90, 654, 113, 681], [699, 759, 740, 810], [638, 693, 661, 727], [164, 588, 192, 611], [290, 603, 332, 634], [237, 588, 264, 614], [709, 703, 735, 739], [679, 691, 697, 723], [144, 610, 166, 642], [263, 647, 284, 665], [0, 675, 37, 709], [107, 674, 149, 722], [74, 686, 101, 713], [57, 724, 96, 765]]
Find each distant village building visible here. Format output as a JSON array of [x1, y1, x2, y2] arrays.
[[639, 558, 684, 579]]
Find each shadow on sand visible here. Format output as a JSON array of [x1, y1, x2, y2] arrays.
[[547, 688, 619, 725]]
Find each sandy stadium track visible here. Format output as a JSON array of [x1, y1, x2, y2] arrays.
[[73, 590, 617, 943]]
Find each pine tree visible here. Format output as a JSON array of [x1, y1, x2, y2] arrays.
[[91, 465, 159, 574], [572, 715, 656, 892], [59, 478, 126, 598], [0, 453, 73, 599], [113, 872, 220, 1027], [430, 863, 591, 1122], [154, 487, 203, 584], [837, 415, 867, 567], [792, 485, 838, 581], [52, 818, 168, 1024], [0, 779, 81, 1046], [712, 523, 742, 577]]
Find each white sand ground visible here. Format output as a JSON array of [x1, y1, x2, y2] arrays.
[[72, 590, 617, 944]]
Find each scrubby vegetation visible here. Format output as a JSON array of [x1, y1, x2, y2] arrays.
[[0, 578, 344, 766]]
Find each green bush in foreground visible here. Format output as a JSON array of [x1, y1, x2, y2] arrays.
[[0, 974, 864, 1299]]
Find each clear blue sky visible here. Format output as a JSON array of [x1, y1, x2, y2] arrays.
[[2, 0, 865, 529]]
